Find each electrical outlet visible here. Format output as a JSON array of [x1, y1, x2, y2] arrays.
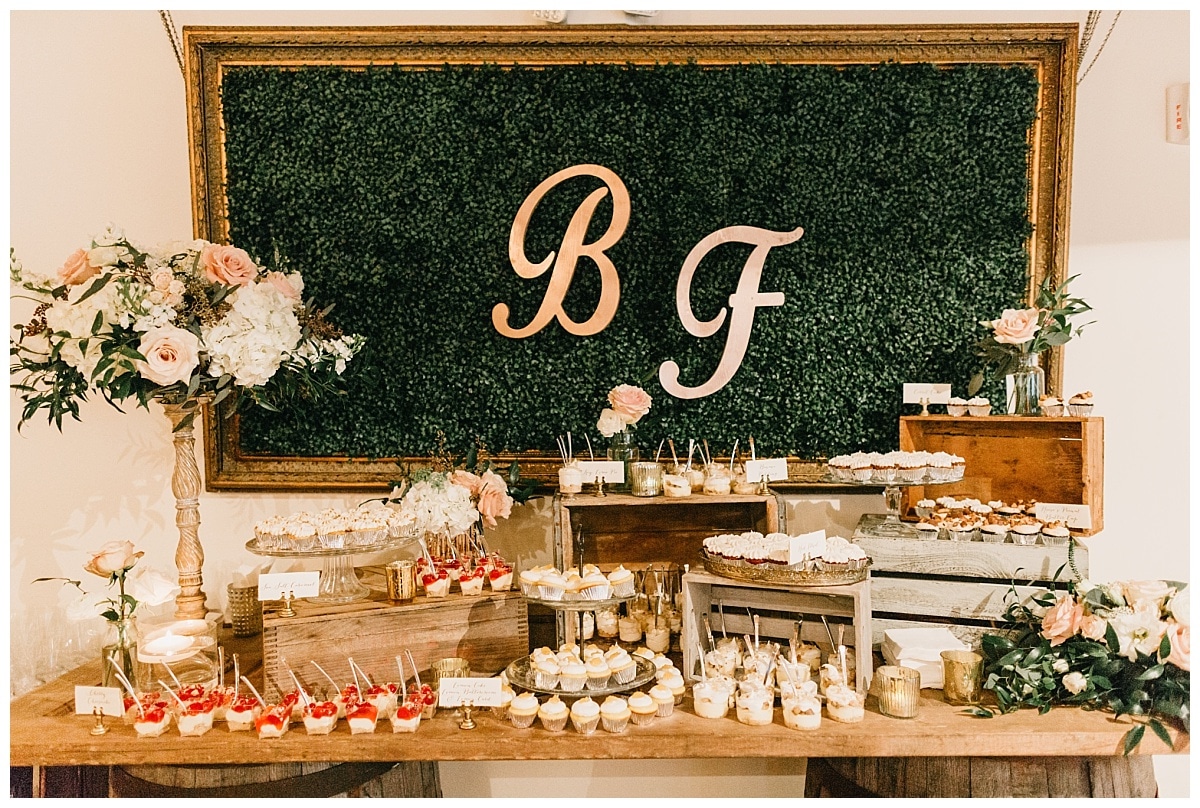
[[1166, 83, 1189, 145], [531, 10, 567, 24]]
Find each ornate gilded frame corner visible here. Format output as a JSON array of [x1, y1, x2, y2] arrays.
[[185, 24, 1078, 492]]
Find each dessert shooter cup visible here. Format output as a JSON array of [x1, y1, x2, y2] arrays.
[[874, 665, 921, 719], [630, 462, 664, 497], [941, 650, 983, 705]]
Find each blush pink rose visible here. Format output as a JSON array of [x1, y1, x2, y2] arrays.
[[84, 540, 143, 578], [201, 244, 258, 286], [136, 325, 201, 386], [57, 248, 101, 286], [1041, 594, 1084, 647], [608, 384, 652, 425], [991, 308, 1041, 345], [1079, 613, 1108, 641], [1161, 622, 1189, 671], [450, 470, 483, 496], [265, 271, 301, 301], [477, 470, 513, 528]]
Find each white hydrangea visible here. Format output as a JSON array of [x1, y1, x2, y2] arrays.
[[202, 281, 302, 387], [43, 282, 122, 379], [399, 476, 479, 537]]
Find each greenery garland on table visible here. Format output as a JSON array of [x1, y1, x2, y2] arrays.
[[218, 60, 1039, 460], [972, 556, 1190, 754]]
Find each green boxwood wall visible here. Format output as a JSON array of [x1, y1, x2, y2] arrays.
[[220, 61, 1037, 459]]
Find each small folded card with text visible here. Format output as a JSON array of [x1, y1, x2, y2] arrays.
[[258, 570, 321, 601], [437, 677, 503, 707], [788, 529, 827, 566], [75, 686, 125, 717], [744, 457, 789, 483], [576, 460, 625, 484], [1034, 503, 1092, 530], [903, 383, 952, 405]]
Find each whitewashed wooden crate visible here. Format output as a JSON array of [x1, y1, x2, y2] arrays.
[[855, 526, 1089, 649]]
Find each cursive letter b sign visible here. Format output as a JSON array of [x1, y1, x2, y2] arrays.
[[493, 164, 630, 338]]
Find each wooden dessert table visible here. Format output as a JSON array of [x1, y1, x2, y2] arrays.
[[10, 647, 1183, 798]]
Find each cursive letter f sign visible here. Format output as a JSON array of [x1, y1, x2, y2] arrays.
[[659, 225, 804, 399], [493, 164, 630, 338]]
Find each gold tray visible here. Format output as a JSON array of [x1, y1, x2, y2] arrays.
[[701, 551, 870, 586]]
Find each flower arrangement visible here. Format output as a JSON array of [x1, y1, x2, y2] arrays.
[[10, 225, 365, 431], [596, 383, 653, 438], [974, 575, 1189, 753], [388, 433, 535, 540], [968, 273, 1093, 395]]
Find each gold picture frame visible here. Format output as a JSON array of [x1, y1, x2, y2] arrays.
[[186, 24, 1078, 491]]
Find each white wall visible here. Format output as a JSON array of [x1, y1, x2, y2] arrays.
[[8, 8, 1189, 797]]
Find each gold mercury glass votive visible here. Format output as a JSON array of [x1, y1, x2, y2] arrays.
[[431, 657, 471, 688], [385, 559, 416, 603], [629, 462, 664, 497], [941, 650, 983, 705], [875, 665, 922, 719]]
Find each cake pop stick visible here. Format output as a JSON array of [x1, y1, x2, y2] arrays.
[[159, 681, 188, 710], [240, 676, 267, 709], [107, 656, 144, 717], [584, 435, 594, 461]]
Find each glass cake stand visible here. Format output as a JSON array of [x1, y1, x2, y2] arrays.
[[505, 654, 656, 698], [245, 534, 418, 605], [827, 473, 961, 539]]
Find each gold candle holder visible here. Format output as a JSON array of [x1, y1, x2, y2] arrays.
[[875, 665, 921, 719], [385, 559, 416, 603], [941, 650, 983, 705], [431, 656, 471, 688], [630, 462, 664, 497]]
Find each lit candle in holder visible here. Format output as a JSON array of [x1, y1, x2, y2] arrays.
[[143, 631, 193, 657]]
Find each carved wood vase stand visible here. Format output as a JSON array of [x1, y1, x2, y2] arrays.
[[161, 400, 208, 620]]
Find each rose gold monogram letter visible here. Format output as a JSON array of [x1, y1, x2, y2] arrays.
[[492, 164, 630, 338], [659, 225, 804, 399]]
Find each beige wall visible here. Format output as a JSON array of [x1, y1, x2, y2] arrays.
[[9, 8, 1189, 797]]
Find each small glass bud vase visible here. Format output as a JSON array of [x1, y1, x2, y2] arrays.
[[101, 616, 139, 692], [1008, 351, 1045, 415], [606, 428, 639, 492]]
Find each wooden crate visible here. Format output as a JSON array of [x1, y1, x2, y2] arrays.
[[855, 527, 1089, 649], [554, 492, 781, 571], [899, 415, 1103, 535], [261, 567, 527, 702], [681, 570, 872, 693]]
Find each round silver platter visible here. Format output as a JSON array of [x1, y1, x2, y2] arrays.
[[505, 655, 656, 698]]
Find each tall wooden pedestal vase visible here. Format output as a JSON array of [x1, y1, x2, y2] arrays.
[[161, 401, 208, 620]]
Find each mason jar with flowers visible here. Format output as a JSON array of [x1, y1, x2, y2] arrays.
[[969, 274, 1093, 415], [597, 384, 653, 491]]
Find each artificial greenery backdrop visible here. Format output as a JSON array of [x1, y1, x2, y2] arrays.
[[220, 61, 1037, 459]]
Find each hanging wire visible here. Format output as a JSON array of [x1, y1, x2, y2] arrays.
[[159, 10, 185, 77], [1077, 10, 1122, 86]]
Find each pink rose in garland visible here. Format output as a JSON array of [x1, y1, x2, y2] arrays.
[[1040, 593, 1083, 646], [477, 470, 514, 528], [57, 248, 101, 286], [136, 325, 201, 386], [608, 384, 653, 425], [989, 308, 1040, 345], [1161, 622, 1189, 671], [201, 243, 258, 286]]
